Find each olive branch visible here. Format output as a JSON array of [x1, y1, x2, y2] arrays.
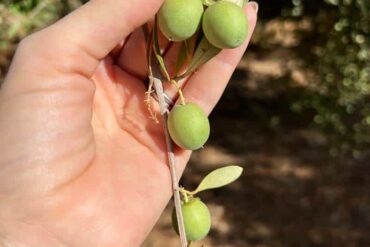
[[144, 19, 220, 246], [143, 0, 248, 246]]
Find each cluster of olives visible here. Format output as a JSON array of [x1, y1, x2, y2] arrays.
[[158, 0, 248, 49], [162, 0, 249, 151], [157, 0, 247, 243]]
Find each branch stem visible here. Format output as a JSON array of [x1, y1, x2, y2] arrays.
[[145, 20, 188, 247], [150, 76, 188, 247], [171, 80, 186, 105]]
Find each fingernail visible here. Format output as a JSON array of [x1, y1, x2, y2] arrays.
[[248, 1, 259, 14]]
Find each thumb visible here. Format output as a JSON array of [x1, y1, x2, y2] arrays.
[[2, 0, 163, 95], [49, 0, 163, 63], [0, 0, 162, 196]]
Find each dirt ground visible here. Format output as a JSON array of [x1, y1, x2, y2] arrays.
[[143, 50, 370, 247]]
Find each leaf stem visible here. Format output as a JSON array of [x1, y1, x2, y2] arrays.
[[180, 187, 190, 203], [171, 80, 186, 105]]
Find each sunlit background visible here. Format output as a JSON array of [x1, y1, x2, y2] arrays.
[[1, 0, 369, 246]]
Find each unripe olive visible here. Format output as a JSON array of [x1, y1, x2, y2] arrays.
[[172, 198, 212, 241], [167, 103, 210, 150], [222, 0, 245, 8], [202, 1, 248, 49], [158, 0, 204, 41]]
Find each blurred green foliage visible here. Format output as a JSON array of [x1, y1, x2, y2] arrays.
[[0, 0, 82, 42], [0, 0, 85, 78], [0, 0, 369, 157], [251, 0, 369, 157], [318, 1, 369, 156], [288, 0, 369, 157]]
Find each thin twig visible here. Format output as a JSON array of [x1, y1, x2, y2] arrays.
[[151, 76, 188, 247], [149, 62, 188, 247], [145, 22, 188, 246]]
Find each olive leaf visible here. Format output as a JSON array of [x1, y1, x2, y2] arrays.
[[192, 166, 243, 194], [175, 37, 221, 80], [175, 36, 196, 76], [142, 23, 152, 66], [153, 17, 170, 80], [187, 37, 220, 71], [142, 23, 150, 44], [175, 41, 189, 76]]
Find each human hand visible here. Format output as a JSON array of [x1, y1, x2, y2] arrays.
[[0, 0, 257, 246]]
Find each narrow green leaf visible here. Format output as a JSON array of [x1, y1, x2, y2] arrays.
[[192, 166, 243, 194], [153, 17, 170, 80], [175, 41, 189, 76], [143, 23, 152, 67], [155, 53, 170, 80], [175, 37, 221, 80], [188, 37, 220, 71], [142, 23, 150, 45], [175, 33, 198, 76]]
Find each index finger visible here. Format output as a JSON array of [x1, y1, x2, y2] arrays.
[[181, 2, 258, 114]]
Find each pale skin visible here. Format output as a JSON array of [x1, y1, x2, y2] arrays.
[[0, 0, 257, 246]]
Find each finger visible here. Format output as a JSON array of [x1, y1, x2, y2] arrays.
[[109, 40, 126, 59], [5, 0, 164, 84], [2, 0, 164, 98], [116, 28, 149, 79], [181, 3, 258, 114], [53, 0, 163, 61], [116, 23, 170, 80]]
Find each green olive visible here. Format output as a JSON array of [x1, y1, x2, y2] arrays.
[[202, 1, 248, 48], [222, 0, 245, 8], [172, 198, 212, 241], [158, 0, 204, 41], [167, 103, 210, 150]]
